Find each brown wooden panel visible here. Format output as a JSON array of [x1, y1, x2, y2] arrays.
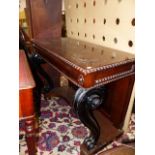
[[19, 99, 23, 118], [101, 75, 135, 128], [19, 50, 35, 89], [19, 88, 34, 117], [26, 0, 62, 39], [19, 50, 35, 117]]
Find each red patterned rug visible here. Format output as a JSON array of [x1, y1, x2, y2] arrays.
[[19, 95, 134, 155]]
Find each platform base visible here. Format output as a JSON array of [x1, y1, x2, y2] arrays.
[[80, 110, 123, 155]]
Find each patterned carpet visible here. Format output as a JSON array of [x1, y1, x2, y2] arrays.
[[19, 95, 135, 155]]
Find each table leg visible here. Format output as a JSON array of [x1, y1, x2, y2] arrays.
[[25, 117, 36, 155], [73, 87, 105, 150]]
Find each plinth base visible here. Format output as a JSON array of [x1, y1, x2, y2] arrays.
[[80, 110, 123, 155]]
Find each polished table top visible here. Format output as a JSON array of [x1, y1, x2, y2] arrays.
[[32, 37, 135, 88]]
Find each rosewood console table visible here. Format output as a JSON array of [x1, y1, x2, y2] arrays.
[[23, 0, 135, 154], [31, 37, 135, 154]]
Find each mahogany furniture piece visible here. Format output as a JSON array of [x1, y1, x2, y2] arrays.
[[31, 37, 135, 154], [25, 0, 62, 39], [25, 0, 135, 154], [19, 50, 36, 155], [20, 26, 54, 93]]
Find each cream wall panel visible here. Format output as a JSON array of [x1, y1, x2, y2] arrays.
[[65, 0, 135, 53], [19, 0, 26, 12]]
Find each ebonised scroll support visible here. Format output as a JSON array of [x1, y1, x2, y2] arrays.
[[30, 52, 54, 93], [73, 86, 105, 150], [19, 27, 54, 93]]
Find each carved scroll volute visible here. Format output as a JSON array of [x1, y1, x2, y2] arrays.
[[73, 86, 106, 150]]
